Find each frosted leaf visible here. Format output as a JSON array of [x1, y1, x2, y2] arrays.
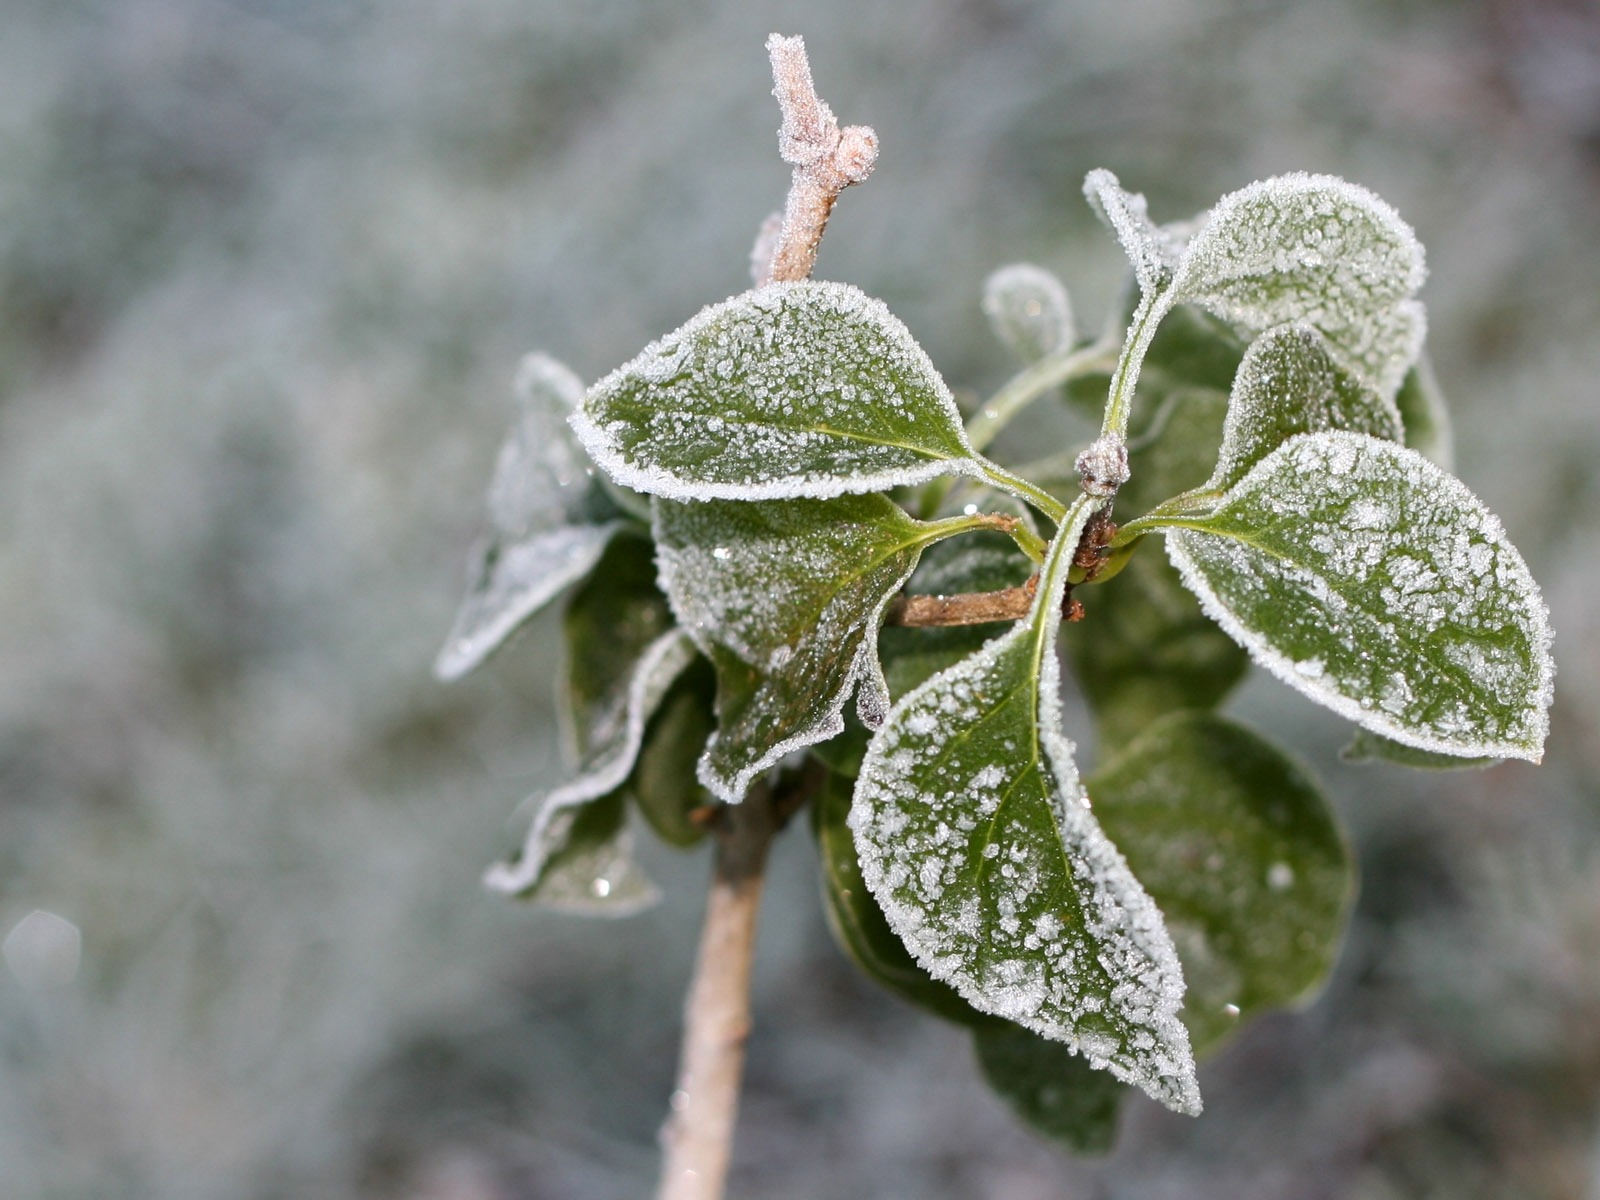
[[1163, 431, 1553, 761], [1206, 323, 1403, 491], [1083, 170, 1185, 296], [1171, 174, 1427, 397], [982, 263, 1076, 363], [485, 538, 696, 899], [655, 494, 961, 803], [973, 1022, 1126, 1154], [436, 353, 626, 682], [1089, 712, 1353, 1054], [1394, 354, 1455, 469], [851, 505, 1201, 1115], [1341, 728, 1499, 770], [813, 770, 986, 1025], [484, 627, 694, 899], [486, 790, 660, 915], [573, 281, 987, 503]]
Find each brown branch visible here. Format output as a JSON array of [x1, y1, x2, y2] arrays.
[[886, 576, 1039, 627], [755, 34, 877, 286], [655, 764, 821, 1200]]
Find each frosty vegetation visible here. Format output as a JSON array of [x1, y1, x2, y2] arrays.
[[437, 32, 1553, 1169]]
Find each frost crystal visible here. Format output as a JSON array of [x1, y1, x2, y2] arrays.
[[851, 504, 1201, 1115], [573, 281, 986, 503], [436, 353, 623, 681], [1166, 431, 1553, 761]]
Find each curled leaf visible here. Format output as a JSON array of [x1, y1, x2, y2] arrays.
[[436, 354, 627, 682]]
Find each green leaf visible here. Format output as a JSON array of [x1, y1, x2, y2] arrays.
[[487, 789, 660, 914], [656, 494, 994, 803], [436, 354, 627, 681], [851, 503, 1201, 1115], [813, 771, 989, 1026], [573, 281, 989, 503], [1089, 712, 1354, 1053], [1070, 550, 1248, 753], [485, 536, 697, 897], [982, 263, 1076, 363], [1341, 728, 1499, 771], [1158, 431, 1553, 761], [1171, 174, 1426, 397], [630, 659, 716, 847], [1394, 353, 1454, 469], [1205, 323, 1403, 491], [972, 1022, 1126, 1154]]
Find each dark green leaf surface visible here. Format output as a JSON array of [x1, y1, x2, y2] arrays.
[[1071, 388, 1246, 752], [573, 281, 986, 502], [1394, 354, 1454, 469], [1071, 551, 1248, 753], [814, 771, 988, 1026], [630, 659, 716, 847], [436, 354, 627, 681], [973, 1022, 1126, 1154], [1161, 432, 1553, 761], [814, 533, 1034, 780], [1090, 712, 1354, 1052], [656, 495, 982, 803], [851, 504, 1201, 1115]]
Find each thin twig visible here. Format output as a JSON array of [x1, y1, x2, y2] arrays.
[[754, 34, 877, 286], [886, 576, 1039, 627]]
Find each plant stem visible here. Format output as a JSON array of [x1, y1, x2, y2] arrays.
[[656, 772, 813, 1200], [964, 340, 1118, 454]]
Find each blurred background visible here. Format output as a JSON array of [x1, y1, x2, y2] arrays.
[[2, 0, 1598, 1196]]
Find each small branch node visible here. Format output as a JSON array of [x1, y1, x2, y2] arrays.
[[1076, 435, 1129, 498]]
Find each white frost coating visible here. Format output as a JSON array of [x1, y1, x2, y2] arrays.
[[571, 281, 989, 503], [982, 263, 1076, 363], [485, 630, 697, 895], [1206, 323, 1403, 491], [1083, 170, 1185, 296], [436, 353, 623, 681], [850, 505, 1201, 1115], [1171, 174, 1427, 398], [1166, 431, 1553, 761], [654, 496, 930, 803]]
